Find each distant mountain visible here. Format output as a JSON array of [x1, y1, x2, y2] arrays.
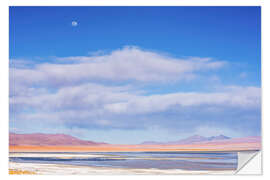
[[140, 141, 161, 145], [203, 136, 261, 145], [141, 134, 231, 145], [172, 135, 210, 144], [9, 133, 108, 146], [207, 134, 230, 141]]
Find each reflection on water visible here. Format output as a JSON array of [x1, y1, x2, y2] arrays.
[[10, 152, 237, 171]]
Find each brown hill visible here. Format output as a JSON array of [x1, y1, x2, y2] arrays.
[[9, 133, 107, 146]]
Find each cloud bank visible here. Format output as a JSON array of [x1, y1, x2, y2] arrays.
[[9, 47, 261, 142], [10, 46, 226, 86]]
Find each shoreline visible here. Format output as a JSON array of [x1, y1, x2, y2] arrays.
[[9, 161, 235, 175], [9, 144, 261, 153]]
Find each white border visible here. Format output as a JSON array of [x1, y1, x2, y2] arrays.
[[0, 0, 9, 178], [1, 0, 269, 179]]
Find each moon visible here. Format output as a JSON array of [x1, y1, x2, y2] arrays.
[[71, 21, 78, 27]]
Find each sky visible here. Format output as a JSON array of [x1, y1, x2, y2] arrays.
[[9, 6, 261, 144]]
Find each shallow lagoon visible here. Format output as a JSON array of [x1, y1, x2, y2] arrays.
[[10, 151, 237, 171]]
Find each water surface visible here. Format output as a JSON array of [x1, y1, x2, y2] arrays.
[[10, 151, 237, 171]]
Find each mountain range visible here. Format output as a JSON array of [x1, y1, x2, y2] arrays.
[[141, 134, 231, 145], [9, 132, 260, 147], [9, 133, 107, 146]]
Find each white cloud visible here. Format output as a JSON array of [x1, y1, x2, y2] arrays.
[[10, 83, 139, 112], [10, 82, 261, 133], [104, 86, 261, 114], [9, 59, 35, 69], [9, 47, 260, 136], [11, 80, 260, 117], [10, 46, 226, 86]]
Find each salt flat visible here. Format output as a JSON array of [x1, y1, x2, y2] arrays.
[[9, 162, 235, 175], [9, 153, 105, 158]]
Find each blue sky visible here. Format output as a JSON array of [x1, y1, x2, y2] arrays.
[[9, 7, 261, 144]]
